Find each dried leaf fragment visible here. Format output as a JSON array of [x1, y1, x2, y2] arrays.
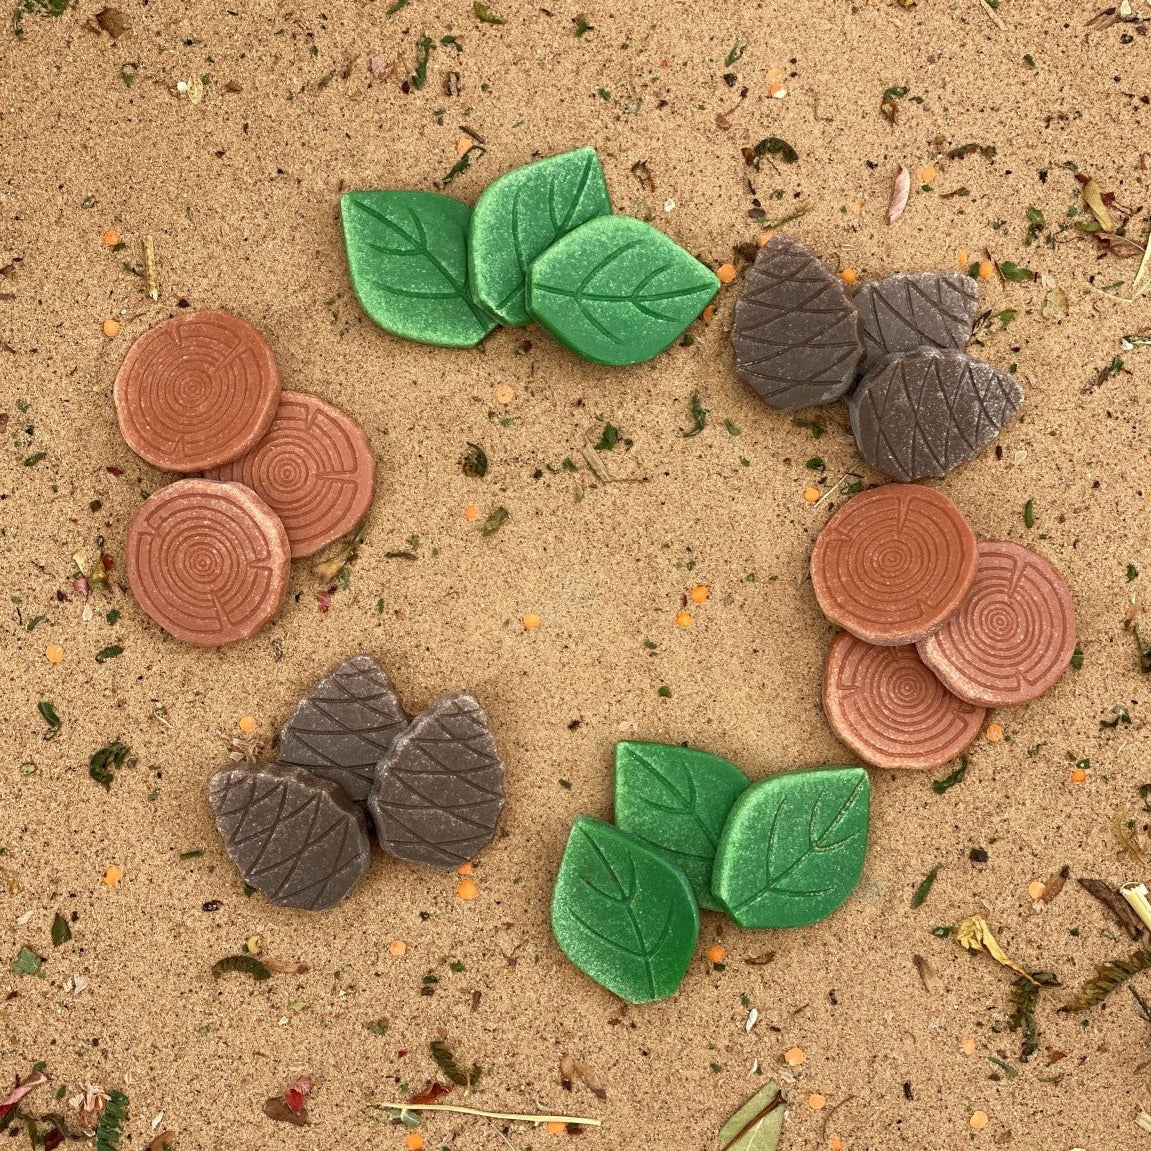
[[887, 166, 911, 225], [1078, 876, 1147, 939], [717, 1080, 785, 1151], [94, 7, 130, 38], [955, 915, 1035, 982], [1081, 178, 1116, 231]]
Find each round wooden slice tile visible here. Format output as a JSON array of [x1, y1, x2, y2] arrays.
[[823, 631, 985, 771], [917, 541, 1076, 706], [205, 392, 375, 557], [810, 484, 978, 645], [126, 479, 290, 647], [114, 309, 281, 472]]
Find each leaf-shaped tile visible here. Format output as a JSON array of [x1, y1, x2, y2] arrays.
[[526, 215, 719, 365], [279, 654, 409, 806], [731, 234, 863, 409], [209, 762, 371, 911], [469, 147, 611, 327], [848, 347, 1024, 482], [341, 190, 497, 348], [712, 766, 870, 928], [613, 741, 750, 912], [717, 1081, 786, 1151], [551, 816, 699, 1004], [367, 691, 505, 869], [855, 271, 980, 373]]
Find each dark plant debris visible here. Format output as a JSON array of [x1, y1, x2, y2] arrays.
[[212, 954, 272, 981], [932, 757, 968, 795], [461, 442, 488, 478], [89, 741, 132, 790], [1007, 970, 1059, 1060], [1063, 948, 1151, 1011], [1077, 877, 1147, 939], [682, 393, 708, 437], [429, 1039, 482, 1088]]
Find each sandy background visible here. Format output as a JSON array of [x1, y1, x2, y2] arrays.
[[3, 0, 1151, 1148]]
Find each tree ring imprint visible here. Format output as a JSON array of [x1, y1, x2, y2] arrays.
[[917, 541, 1076, 706], [113, 309, 281, 472], [126, 479, 290, 646], [823, 631, 985, 770], [206, 392, 375, 557], [810, 484, 978, 645]]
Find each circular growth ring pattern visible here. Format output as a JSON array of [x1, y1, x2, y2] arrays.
[[823, 632, 985, 771], [126, 479, 290, 647], [917, 541, 1076, 706], [113, 309, 281, 472], [810, 484, 978, 645], [207, 392, 375, 557]]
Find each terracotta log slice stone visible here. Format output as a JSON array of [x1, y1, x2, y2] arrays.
[[823, 632, 985, 771], [917, 541, 1076, 706], [114, 309, 281, 472], [126, 479, 290, 647], [810, 484, 978, 645], [206, 392, 375, 557], [210, 762, 371, 911]]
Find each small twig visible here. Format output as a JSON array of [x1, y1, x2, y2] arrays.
[[374, 1103, 601, 1127], [143, 235, 159, 301], [975, 0, 1006, 29], [820, 1094, 855, 1142], [581, 444, 611, 483]]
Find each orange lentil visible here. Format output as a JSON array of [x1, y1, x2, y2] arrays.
[[405, 1134, 425, 1151], [717, 262, 737, 284], [388, 939, 408, 958], [456, 877, 479, 900], [463, 504, 479, 521], [674, 610, 693, 629], [977, 259, 995, 280], [102, 228, 121, 247], [456, 134, 473, 156], [690, 584, 710, 604], [829, 1139, 844, 1151], [961, 1037, 977, 1056], [757, 231, 774, 248], [45, 643, 65, 664], [969, 1110, 989, 1132], [701, 304, 716, 324], [956, 248, 969, 268], [103, 865, 123, 886], [808, 1093, 827, 1110], [1027, 879, 1047, 900], [522, 612, 542, 631], [985, 722, 1004, 742], [102, 317, 122, 339], [839, 268, 858, 285], [238, 714, 258, 734], [705, 944, 726, 964], [457, 861, 474, 876], [768, 80, 788, 98], [494, 383, 514, 404], [803, 486, 821, 504], [783, 1046, 805, 1067], [917, 165, 937, 185], [850, 200, 864, 214], [545, 1121, 567, 1135], [1070, 766, 1088, 783]]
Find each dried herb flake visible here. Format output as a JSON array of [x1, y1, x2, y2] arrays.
[[480, 506, 509, 536], [429, 1039, 482, 1087], [682, 393, 708, 437], [211, 954, 272, 981], [50, 912, 71, 947], [911, 865, 940, 908]]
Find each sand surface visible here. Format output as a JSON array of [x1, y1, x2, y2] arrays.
[[2, 1, 1151, 1148]]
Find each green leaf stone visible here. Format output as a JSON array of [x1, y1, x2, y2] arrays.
[[469, 147, 611, 327], [712, 765, 870, 929], [341, 190, 497, 348], [551, 815, 699, 1004], [526, 215, 719, 364], [613, 741, 750, 912]]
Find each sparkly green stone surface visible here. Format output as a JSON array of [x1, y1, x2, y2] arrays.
[[468, 147, 611, 327], [712, 765, 870, 929], [341, 190, 497, 348], [526, 215, 719, 365], [550, 816, 699, 1004], [613, 741, 750, 912]]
